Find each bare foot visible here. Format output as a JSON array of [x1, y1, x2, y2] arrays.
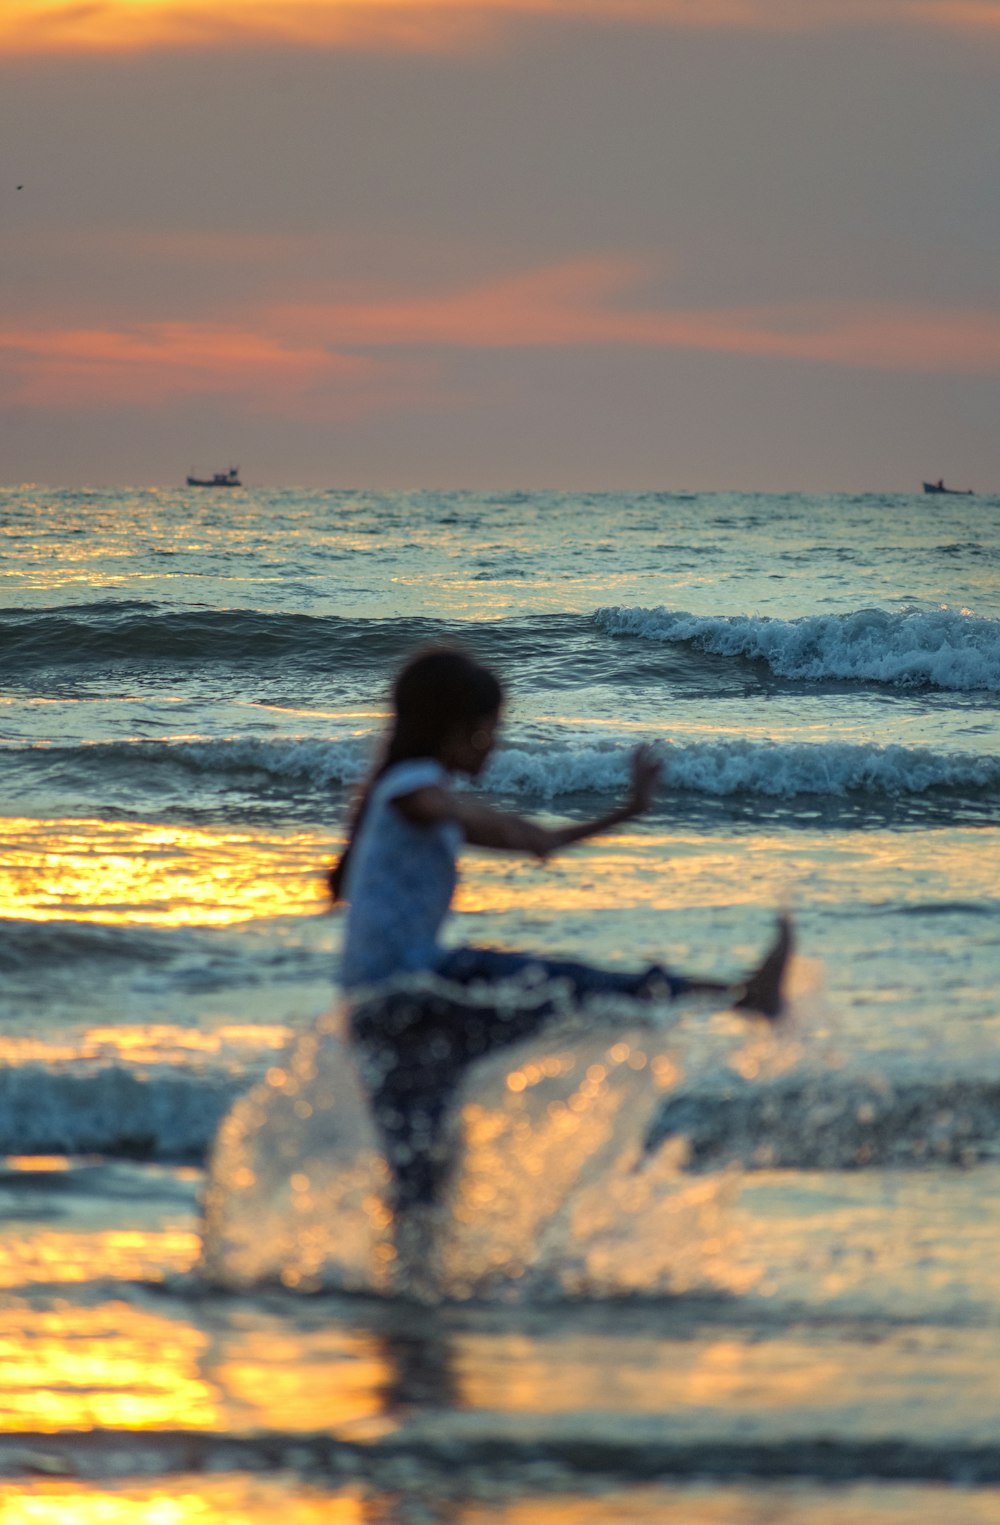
[[733, 914, 794, 1020]]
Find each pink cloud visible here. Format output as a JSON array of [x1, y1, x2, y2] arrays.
[[271, 258, 1000, 375], [0, 321, 396, 414], [3, 261, 998, 420]]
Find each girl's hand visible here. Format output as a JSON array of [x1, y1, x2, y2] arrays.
[[627, 744, 663, 815]]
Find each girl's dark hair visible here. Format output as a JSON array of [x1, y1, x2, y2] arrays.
[[329, 647, 503, 902]]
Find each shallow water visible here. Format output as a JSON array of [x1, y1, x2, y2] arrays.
[[1, 486, 998, 1511], [4, 1157, 1000, 1513]]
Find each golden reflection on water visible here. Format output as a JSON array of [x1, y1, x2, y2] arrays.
[[0, 1227, 200, 1289], [3, 815, 992, 928], [0, 818, 328, 925], [215, 1326, 393, 1439], [5, 1166, 1000, 1447], [10, 1287, 989, 1440], [3, 1156, 71, 1172], [451, 1331, 838, 1416], [4, 1481, 1000, 1525], [0, 1304, 218, 1433], [460, 1490, 1000, 1525], [0, 1478, 369, 1525], [0, 1024, 291, 1068], [0, 1297, 393, 1438], [457, 827, 999, 916]]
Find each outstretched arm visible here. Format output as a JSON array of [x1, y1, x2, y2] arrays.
[[395, 746, 662, 858]]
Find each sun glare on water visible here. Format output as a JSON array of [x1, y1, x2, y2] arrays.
[[0, 818, 328, 926], [0, 1484, 367, 1525]]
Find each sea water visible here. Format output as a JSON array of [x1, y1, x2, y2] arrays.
[[1, 486, 998, 1519]]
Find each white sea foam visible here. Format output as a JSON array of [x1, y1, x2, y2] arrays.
[[595, 604, 1000, 693], [487, 740, 1000, 800], [22, 733, 998, 802], [148, 734, 372, 785], [11, 734, 373, 789]]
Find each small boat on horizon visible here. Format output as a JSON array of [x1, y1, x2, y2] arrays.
[[923, 478, 974, 495], [187, 467, 242, 488]]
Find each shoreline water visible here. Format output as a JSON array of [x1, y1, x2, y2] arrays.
[[1, 487, 998, 1514]]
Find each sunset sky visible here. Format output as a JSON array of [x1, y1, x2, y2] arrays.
[[4, 0, 999, 490]]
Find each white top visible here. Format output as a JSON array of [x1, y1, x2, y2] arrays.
[[339, 758, 463, 990]]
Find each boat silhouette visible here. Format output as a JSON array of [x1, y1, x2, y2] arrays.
[[923, 478, 973, 496], [187, 467, 242, 488]]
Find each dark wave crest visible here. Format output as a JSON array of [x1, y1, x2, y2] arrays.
[[0, 601, 623, 682], [2, 1058, 998, 1171], [0, 602, 463, 672]]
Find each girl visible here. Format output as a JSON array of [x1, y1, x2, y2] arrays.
[[331, 648, 792, 1215]]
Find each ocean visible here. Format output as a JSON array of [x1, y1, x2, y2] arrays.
[[1, 485, 998, 1521]]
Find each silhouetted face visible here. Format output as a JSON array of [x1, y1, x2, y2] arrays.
[[442, 708, 501, 777]]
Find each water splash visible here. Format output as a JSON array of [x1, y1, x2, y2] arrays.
[[200, 1009, 395, 1294], [200, 980, 798, 1303], [436, 1029, 741, 1301]]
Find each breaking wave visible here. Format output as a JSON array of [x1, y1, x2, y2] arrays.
[[487, 739, 1000, 802], [9, 733, 998, 805], [595, 604, 1000, 693]]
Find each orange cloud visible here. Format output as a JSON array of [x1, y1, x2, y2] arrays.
[[271, 258, 1000, 375], [4, 0, 1000, 56], [0, 320, 390, 412], [4, 262, 999, 417]]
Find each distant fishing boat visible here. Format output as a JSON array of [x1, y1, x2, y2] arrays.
[[923, 479, 973, 496], [186, 467, 242, 488]]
